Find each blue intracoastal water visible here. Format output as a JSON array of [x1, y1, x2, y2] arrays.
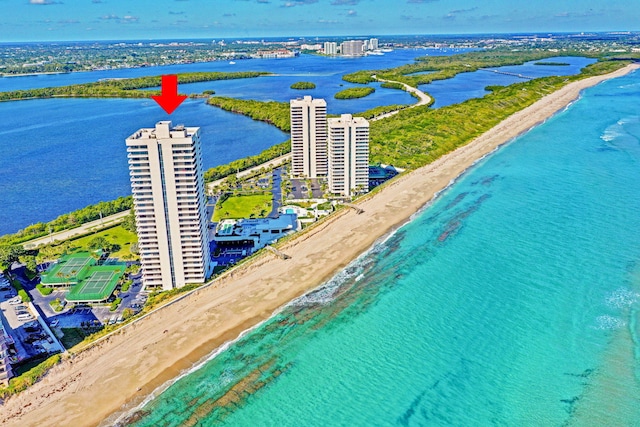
[[0, 49, 444, 236], [0, 51, 591, 235], [122, 70, 640, 426]]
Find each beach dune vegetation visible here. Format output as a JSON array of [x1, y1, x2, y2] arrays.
[[368, 60, 631, 168]]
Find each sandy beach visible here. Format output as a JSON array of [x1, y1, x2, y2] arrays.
[[1, 63, 637, 427]]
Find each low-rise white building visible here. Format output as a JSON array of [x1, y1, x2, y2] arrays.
[[213, 214, 300, 250]]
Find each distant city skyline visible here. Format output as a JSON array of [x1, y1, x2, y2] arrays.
[[1, 0, 639, 42]]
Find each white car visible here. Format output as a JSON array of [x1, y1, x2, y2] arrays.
[[17, 313, 34, 321], [8, 298, 22, 305]]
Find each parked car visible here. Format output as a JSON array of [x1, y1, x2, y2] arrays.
[[8, 298, 22, 305], [24, 323, 41, 332], [17, 313, 34, 321], [13, 305, 27, 311]]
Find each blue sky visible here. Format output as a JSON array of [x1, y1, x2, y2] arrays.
[[1, 0, 638, 42]]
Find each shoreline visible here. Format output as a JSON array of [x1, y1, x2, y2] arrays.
[[1, 63, 637, 427]]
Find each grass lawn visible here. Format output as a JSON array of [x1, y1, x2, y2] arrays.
[[69, 225, 138, 260], [213, 194, 272, 221], [59, 327, 91, 349]]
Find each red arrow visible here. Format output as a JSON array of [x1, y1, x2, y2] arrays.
[[151, 75, 187, 114]]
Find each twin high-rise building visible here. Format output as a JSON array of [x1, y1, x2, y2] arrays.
[[290, 97, 369, 197], [290, 96, 328, 178], [328, 114, 370, 197], [323, 42, 338, 55], [126, 121, 211, 291]]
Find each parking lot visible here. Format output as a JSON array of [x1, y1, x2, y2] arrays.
[[290, 178, 323, 199], [0, 293, 57, 363], [14, 266, 146, 337]]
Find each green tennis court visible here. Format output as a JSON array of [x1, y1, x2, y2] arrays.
[[66, 265, 125, 302], [40, 253, 97, 286], [56, 255, 93, 276]]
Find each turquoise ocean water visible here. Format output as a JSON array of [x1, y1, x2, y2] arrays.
[[120, 70, 640, 426]]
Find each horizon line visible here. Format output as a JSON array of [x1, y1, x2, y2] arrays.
[[1, 30, 638, 45]]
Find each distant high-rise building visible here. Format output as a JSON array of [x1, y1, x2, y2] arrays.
[[369, 38, 379, 50], [340, 40, 364, 56], [328, 114, 369, 197], [126, 121, 211, 291], [324, 41, 338, 55], [290, 96, 328, 178]]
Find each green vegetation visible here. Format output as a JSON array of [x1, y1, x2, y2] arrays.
[[36, 283, 53, 296], [334, 86, 375, 99], [343, 49, 599, 88], [0, 196, 132, 247], [203, 90, 216, 95], [68, 225, 138, 260], [356, 104, 409, 119], [109, 297, 122, 311], [143, 283, 201, 314], [207, 97, 290, 131], [204, 141, 290, 183], [0, 71, 271, 102], [60, 327, 92, 349], [0, 354, 61, 399], [122, 307, 135, 320], [534, 62, 570, 66], [7, 276, 31, 303], [380, 81, 405, 90], [368, 60, 631, 168], [213, 194, 272, 221], [49, 298, 65, 312], [290, 81, 316, 90]]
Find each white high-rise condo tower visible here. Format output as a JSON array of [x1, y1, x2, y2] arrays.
[[126, 121, 211, 290], [340, 40, 364, 56], [328, 114, 369, 197], [290, 96, 328, 178], [324, 42, 338, 55]]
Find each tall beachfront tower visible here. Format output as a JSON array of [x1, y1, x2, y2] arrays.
[[328, 114, 370, 197], [290, 96, 328, 178], [126, 121, 211, 291]]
